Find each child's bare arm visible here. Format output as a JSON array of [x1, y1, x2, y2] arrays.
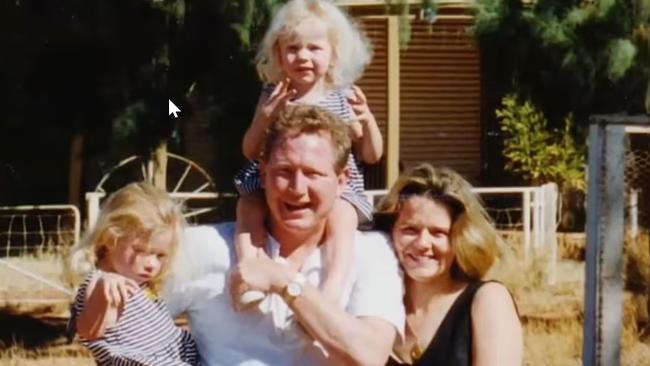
[[76, 273, 138, 340], [235, 193, 269, 307], [243, 81, 296, 160], [347, 85, 383, 164], [235, 193, 269, 260], [321, 199, 358, 305]]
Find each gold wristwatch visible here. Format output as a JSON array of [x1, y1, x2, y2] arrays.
[[282, 272, 307, 305]]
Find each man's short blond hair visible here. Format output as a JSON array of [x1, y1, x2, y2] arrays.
[[261, 104, 351, 173]]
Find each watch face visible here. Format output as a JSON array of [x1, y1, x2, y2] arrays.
[[287, 282, 303, 297]]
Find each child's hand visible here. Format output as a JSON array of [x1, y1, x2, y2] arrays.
[[259, 79, 297, 123], [347, 85, 377, 127], [229, 248, 293, 311], [346, 85, 384, 163], [96, 272, 139, 308], [76, 272, 139, 340]]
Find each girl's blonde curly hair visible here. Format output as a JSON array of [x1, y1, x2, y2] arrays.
[[256, 0, 372, 88]]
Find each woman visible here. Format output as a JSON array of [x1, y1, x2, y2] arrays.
[[376, 163, 523, 366]]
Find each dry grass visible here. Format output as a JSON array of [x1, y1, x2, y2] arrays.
[[0, 304, 91, 365], [0, 254, 73, 306], [2, 232, 650, 365], [0, 346, 92, 366], [0, 254, 86, 365], [493, 231, 650, 365], [492, 245, 584, 365]]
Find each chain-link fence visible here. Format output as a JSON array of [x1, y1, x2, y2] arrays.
[[625, 134, 650, 237]]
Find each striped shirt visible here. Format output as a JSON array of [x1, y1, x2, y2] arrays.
[[233, 85, 373, 223], [68, 271, 200, 366]]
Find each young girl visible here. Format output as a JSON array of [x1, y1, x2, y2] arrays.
[[67, 182, 200, 366], [234, 0, 383, 306]]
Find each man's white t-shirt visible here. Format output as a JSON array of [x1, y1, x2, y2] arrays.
[[164, 223, 405, 366]]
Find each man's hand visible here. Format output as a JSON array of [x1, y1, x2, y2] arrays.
[[229, 248, 293, 311]]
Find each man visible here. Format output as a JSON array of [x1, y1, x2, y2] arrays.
[[165, 105, 404, 365]]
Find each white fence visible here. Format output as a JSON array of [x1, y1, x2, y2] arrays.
[[0, 183, 557, 306], [86, 191, 237, 229]]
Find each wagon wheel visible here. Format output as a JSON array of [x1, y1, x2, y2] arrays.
[[94, 153, 225, 222]]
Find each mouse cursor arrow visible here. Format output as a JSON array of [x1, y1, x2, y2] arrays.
[[169, 99, 181, 118]]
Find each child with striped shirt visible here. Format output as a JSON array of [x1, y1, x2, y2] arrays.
[[233, 0, 383, 307], [67, 182, 200, 366]]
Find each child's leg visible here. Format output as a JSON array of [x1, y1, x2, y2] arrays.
[[236, 193, 268, 258], [321, 198, 358, 306], [235, 193, 268, 306]]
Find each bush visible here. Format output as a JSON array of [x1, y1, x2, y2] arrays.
[[497, 95, 587, 193]]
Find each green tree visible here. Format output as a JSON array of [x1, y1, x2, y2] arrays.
[[1, 0, 283, 203], [2, 0, 175, 202], [497, 94, 587, 229], [497, 95, 586, 193], [473, 0, 650, 126]]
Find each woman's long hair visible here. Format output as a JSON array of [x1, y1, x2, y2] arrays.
[[375, 163, 503, 280]]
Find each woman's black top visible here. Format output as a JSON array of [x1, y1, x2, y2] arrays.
[[386, 281, 492, 366]]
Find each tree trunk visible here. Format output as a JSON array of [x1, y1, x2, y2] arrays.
[[645, 79, 650, 114], [153, 141, 168, 190], [68, 133, 84, 207]]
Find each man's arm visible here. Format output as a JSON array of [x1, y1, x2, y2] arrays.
[[164, 225, 232, 317], [287, 282, 396, 366], [230, 233, 404, 365]]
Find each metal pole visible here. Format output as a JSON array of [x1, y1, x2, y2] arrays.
[[522, 190, 531, 260], [583, 123, 625, 366], [583, 123, 604, 366], [599, 125, 625, 366]]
